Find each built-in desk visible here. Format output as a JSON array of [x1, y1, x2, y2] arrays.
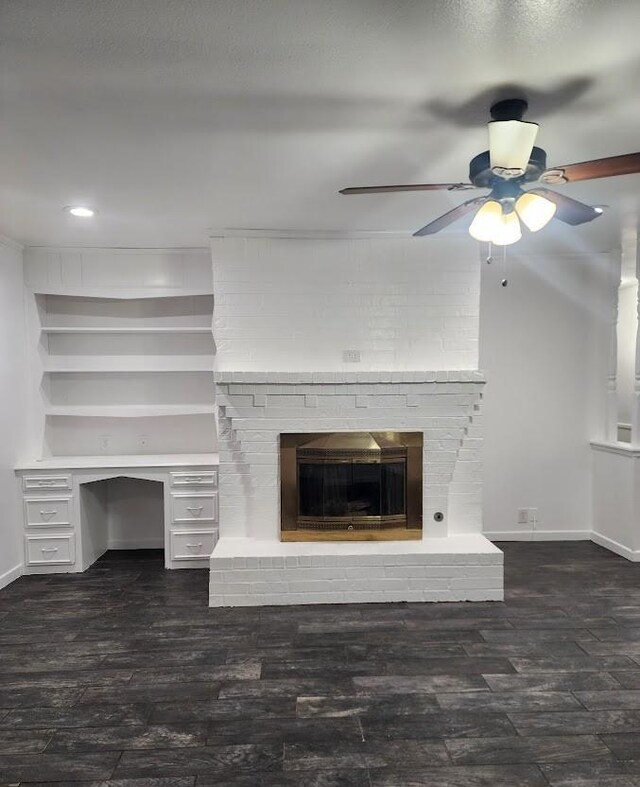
[[15, 455, 219, 574]]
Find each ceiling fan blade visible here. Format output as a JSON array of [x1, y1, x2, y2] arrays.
[[340, 183, 475, 195], [541, 152, 640, 184], [528, 187, 601, 226], [413, 196, 487, 237]]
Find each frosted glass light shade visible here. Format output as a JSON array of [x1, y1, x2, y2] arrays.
[[488, 120, 539, 174], [516, 192, 556, 232], [492, 210, 522, 246], [468, 200, 503, 242]]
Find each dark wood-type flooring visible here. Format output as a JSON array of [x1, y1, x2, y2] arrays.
[[2, 542, 640, 785]]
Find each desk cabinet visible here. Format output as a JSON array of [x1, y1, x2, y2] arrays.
[[16, 460, 219, 574]]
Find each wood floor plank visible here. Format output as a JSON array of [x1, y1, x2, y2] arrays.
[[0, 543, 639, 782]]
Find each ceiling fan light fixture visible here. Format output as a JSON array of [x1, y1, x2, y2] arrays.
[[492, 209, 522, 246], [515, 192, 556, 232], [488, 120, 539, 177], [468, 200, 503, 242], [339, 100, 640, 240]]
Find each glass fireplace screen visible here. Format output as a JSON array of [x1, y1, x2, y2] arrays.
[[280, 432, 423, 540], [298, 461, 406, 519]]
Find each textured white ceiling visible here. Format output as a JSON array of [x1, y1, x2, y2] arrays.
[[1, 0, 640, 247]]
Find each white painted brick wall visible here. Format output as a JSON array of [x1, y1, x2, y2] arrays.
[[215, 372, 484, 542], [211, 237, 480, 372], [207, 237, 501, 607]]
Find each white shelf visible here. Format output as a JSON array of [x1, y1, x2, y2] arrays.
[[33, 288, 216, 457], [41, 326, 212, 335], [16, 453, 219, 470], [46, 405, 214, 418], [44, 360, 214, 373], [30, 287, 213, 299]]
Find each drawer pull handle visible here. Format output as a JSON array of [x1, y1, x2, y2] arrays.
[[186, 506, 204, 514], [37, 481, 58, 487], [184, 476, 204, 482], [186, 542, 203, 550], [40, 509, 58, 517], [41, 547, 59, 554]]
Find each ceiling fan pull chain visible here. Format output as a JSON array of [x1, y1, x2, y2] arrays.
[[501, 246, 508, 287], [486, 241, 493, 264]]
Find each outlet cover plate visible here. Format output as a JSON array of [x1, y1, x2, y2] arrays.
[[342, 350, 361, 363]]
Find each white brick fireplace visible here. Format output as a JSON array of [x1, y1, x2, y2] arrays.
[[209, 235, 503, 606]]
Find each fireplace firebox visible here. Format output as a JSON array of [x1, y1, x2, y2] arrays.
[[280, 432, 422, 541]]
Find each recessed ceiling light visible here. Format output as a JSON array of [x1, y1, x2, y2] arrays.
[[65, 206, 95, 218]]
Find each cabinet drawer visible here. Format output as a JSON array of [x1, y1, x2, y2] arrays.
[[25, 534, 75, 566], [24, 496, 72, 528], [171, 471, 217, 488], [171, 492, 217, 523], [170, 529, 217, 561], [22, 475, 72, 492]]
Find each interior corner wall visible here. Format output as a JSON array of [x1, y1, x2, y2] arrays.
[[0, 240, 27, 588], [480, 250, 610, 540], [616, 282, 638, 429], [211, 236, 481, 371]]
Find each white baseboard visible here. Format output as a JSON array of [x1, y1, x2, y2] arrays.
[[107, 538, 164, 550], [484, 530, 591, 542], [0, 563, 22, 590], [486, 528, 640, 563], [591, 531, 640, 562]]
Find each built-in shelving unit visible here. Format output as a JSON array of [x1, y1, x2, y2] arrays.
[[33, 291, 215, 458], [17, 248, 219, 575]]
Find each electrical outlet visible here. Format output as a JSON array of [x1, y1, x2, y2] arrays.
[[342, 349, 361, 363], [529, 507, 538, 523], [517, 508, 529, 525], [98, 436, 110, 453]]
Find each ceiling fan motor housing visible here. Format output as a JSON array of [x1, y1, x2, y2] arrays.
[[489, 98, 529, 122], [469, 146, 547, 188]]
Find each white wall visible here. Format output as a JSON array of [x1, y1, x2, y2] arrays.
[[24, 248, 213, 294], [78, 477, 164, 554], [211, 236, 480, 372], [106, 477, 164, 549], [592, 447, 640, 559], [80, 479, 109, 567], [480, 250, 611, 539], [0, 239, 27, 587], [616, 282, 638, 431]]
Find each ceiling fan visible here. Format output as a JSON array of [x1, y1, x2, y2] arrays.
[[340, 98, 640, 245]]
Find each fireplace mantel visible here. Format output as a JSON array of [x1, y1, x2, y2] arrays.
[[215, 370, 486, 384]]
